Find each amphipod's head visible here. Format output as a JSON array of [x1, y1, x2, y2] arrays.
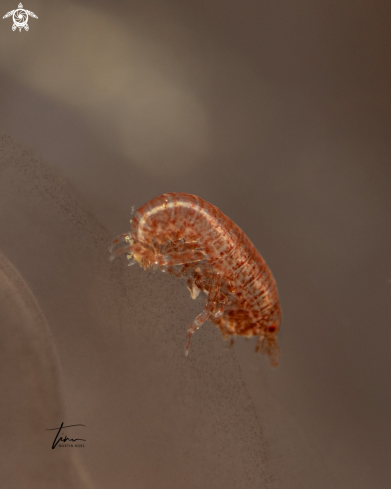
[[256, 310, 282, 368], [109, 230, 156, 271]]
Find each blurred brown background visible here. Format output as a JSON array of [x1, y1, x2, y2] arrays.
[[0, 0, 390, 488]]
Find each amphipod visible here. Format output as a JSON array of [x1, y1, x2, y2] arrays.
[[110, 193, 282, 367]]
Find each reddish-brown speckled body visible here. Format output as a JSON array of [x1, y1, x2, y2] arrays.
[[111, 193, 282, 367]]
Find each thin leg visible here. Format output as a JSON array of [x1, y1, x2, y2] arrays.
[[157, 249, 208, 277], [111, 238, 206, 263], [180, 262, 199, 276], [185, 272, 222, 357], [180, 263, 202, 298], [187, 277, 201, 299], [162, 266, 183, 278], [158, 249, 207, 267]]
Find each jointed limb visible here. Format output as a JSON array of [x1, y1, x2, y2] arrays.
[[185, 272, 222, 356]]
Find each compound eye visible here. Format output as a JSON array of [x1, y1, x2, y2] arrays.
[[267, 324, 277, 333]]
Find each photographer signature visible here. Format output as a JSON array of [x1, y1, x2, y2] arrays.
[[46, 422, 86, 449]]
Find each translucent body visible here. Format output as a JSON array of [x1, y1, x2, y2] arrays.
[[111, 193, 282, 367]]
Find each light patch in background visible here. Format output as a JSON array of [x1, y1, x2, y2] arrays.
[[0, 0, 210, 176]]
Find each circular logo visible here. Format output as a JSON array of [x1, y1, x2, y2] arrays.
[[12, 8, 28, 29]]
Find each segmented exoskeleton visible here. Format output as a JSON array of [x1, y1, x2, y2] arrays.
[[110, 193, 282, 367]]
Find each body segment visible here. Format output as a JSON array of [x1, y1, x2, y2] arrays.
[[111, 193, 282, 366]]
